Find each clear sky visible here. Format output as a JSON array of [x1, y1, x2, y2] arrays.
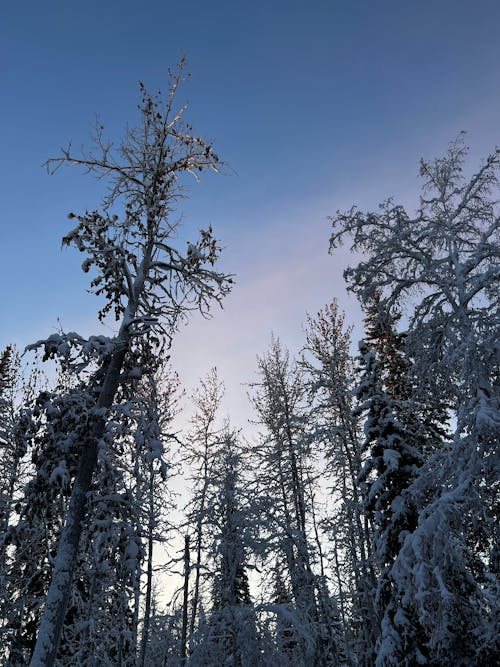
[[2, 0, 500, 425]]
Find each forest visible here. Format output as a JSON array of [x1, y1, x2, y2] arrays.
[[0, 63, 499, 667]]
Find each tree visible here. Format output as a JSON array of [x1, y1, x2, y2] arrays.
[[0, 347, 41, 549], [4, 353, 155, 665], [249, 337, 336, 666], [301, 302, 376, 663], [352, 297, 451, 663], [183, 368, 225, 654], [0, 347, 19, 540], [29, 60, 232, 666], [189, 428, 260, 667], [62, 344, 179, 666], [330, 134, 500, 664], [0, 347, 42, 662], [0, 347, 27, 564], [353, 332, 422, 660], [4, 374, 96, 665], [133, 353, 180, 667]]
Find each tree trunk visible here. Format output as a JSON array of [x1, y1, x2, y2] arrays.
[[188, 453, 210, 650], [138, 465, 155, 667], [180, 534, 191, 665], [29, 343, 128, 666]]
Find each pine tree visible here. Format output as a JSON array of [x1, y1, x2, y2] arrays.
[[271, 559, 301, 666], [4, 374, 96, 665], [0, 347, 28, 628]]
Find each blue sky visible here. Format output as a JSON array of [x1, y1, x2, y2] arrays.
[[2, 1, 500, 422]]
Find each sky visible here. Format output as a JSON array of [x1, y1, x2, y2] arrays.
[[2, 0, 500, 427]]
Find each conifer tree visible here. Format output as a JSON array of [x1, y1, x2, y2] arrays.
[[0, 348, 25, 573], [272, 559, 299, 664], [4, 375, 96, 665]]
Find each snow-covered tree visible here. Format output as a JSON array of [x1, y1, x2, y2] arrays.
[[249, 337, 340, 666], [135, 583, 176, 666], [363, 296, 448, 462], [0, 347, 42, 663], [301, 302, 376, 663], [133, 351, 180, 667], [3, 341, 178, 667], [0, 346, 20, 539], [354, 333, 422, 660], [190, 428, 260, 667], [57, 344, 179, 666], [330, 134, 500, 665], [0, 347, 42, 547], [3, 368, 100, 666], [271, 559, 298, 663], [28, 60, 232, 666], [182, 367, 225, 654]]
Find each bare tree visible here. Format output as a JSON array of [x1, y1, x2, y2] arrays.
[[183, 368, 225, 653], [301, 302, 376, 663], [249, 337, 335, 666]]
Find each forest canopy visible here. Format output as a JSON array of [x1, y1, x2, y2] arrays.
[[0, 64, 498, 667]]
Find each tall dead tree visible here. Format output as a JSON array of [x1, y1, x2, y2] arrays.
[[29, 60, 232, 666]]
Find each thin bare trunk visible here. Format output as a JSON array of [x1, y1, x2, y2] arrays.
[[331, 532, 347, 630], [188, 521, 203, 650], [138, 467, 155, 667], [188, 437, 211, 649], [180, 534, 190, 665]]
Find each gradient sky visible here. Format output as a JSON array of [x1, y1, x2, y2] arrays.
[[2, 0, 500, 425]]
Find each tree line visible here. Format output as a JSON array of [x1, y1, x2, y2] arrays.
[[0, 62, 498, 666]]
